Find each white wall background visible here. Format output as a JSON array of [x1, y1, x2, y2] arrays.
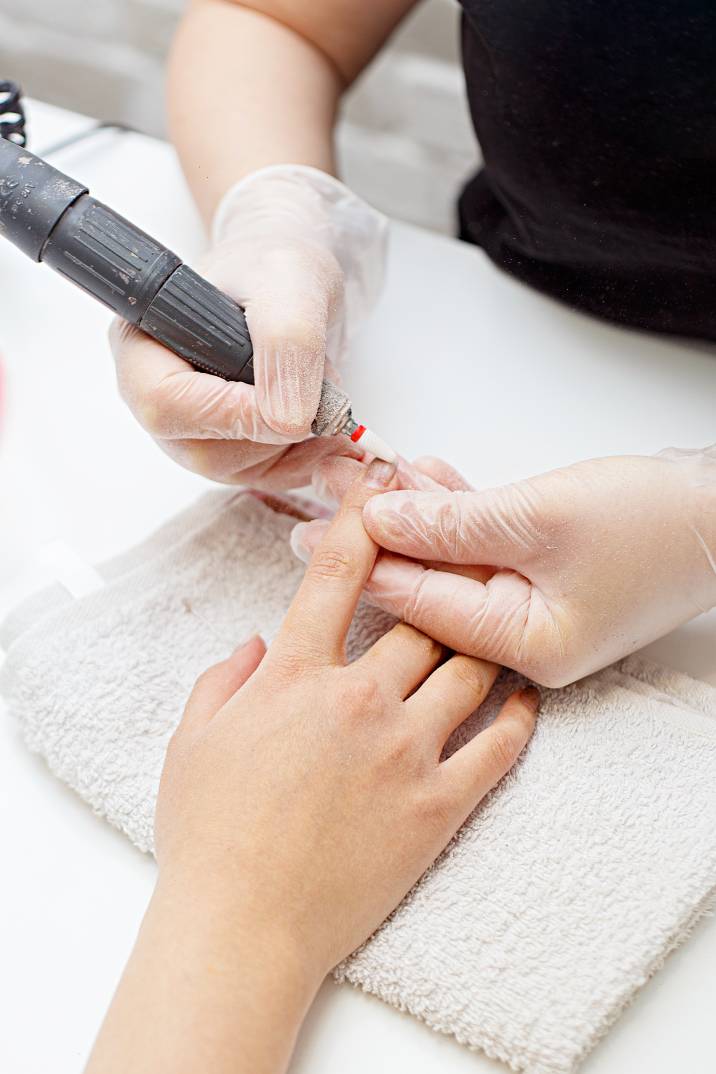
[[0, 0, 480, 234]]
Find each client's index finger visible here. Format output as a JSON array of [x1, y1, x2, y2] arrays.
[[276, 459, 399, 665]]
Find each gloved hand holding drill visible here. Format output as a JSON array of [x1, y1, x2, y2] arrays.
[[110, 164, 387, 488]]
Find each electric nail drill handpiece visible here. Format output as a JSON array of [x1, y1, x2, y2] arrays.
[[0, 138, 396, 462]]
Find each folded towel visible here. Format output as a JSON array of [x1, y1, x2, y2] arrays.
[[2, 489, 715, 1074]]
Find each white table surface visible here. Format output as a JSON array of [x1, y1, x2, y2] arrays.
[[1, 100, 715, 1074]]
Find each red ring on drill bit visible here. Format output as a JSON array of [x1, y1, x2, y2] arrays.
[[350, 424, 367, 443]]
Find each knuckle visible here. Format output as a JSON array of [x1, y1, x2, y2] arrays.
[[386, 728, 419, 769], [487, 726, 521, 772], [307, 546, 359, 585], [402, 569, 431, 625], [413, 627, 444, 662], [519, 466, 588, 537], [263, 313, 325, 357], [292, 243, 343, 297], [393, 623, 443, 661], [130, 382, 167, 437], [343, 673, 385, 716], [414, 784, 452, 828], [463, 606, 492, 658], [450, 655, 495, 695], [269, 644, 323, 680]]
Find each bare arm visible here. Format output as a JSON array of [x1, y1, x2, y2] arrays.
[[168, 0, 419, 222]]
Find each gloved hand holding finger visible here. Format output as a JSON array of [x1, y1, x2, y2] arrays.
[[291, 521, 494, 613], [296, 450, 716, 686], [359, 451, 716, 686], [293, 454, 490, 614]]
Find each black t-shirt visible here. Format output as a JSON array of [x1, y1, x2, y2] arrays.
[[458, 1, 716, 340]]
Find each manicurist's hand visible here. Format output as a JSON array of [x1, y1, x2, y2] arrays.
[[294, 449, 716, 688], [110, 165, 386, 490], [85, 459, 538, 1074]]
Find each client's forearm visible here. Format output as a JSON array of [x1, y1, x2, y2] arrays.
[[84, 880, 319, 1074]]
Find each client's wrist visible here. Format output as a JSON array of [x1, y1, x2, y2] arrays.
[[151, 869, 325, 1008]]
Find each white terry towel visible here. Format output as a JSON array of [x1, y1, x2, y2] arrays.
[[1, 489, 715, 1074]]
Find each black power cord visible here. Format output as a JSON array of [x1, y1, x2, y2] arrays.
[[0, 79, 132, 158], [0, 80, 27, 146]]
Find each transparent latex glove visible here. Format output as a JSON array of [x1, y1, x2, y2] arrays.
[[292, 450, 716, 688], [110, 165, 388, 488]]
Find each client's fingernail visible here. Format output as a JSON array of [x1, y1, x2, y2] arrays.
[[364, 458, 397, 489], [519, 685, 541, 710]]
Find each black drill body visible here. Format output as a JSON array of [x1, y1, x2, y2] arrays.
[[0, 137, 254, 383]]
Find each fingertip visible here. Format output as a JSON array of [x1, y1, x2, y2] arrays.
[[413, 455, 443, 470], [262, 411, 314, 442], [362, 458, 398, 490], [411, 456, 473, 492], [394, 458, 442, 491], [362, 490, 407, 536], [232, 634, 267, 660], [518, 685, 541, 714], [181, 642, 264, 736], [500, 685, 540, 741], [314, 454, 364, 484], [220, 635, 267, 692], [313, 455, 365, 504], [255, 399, 314, 442], [290, 522, 310, 562], [220, 634, 267, 687], [290, 519, 329, 563], [332, 460, 399, 516], [251, 316, 326, 440]]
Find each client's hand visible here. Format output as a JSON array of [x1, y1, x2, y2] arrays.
[[86, 459, 538, 1074], [155, 458, 537, 975]]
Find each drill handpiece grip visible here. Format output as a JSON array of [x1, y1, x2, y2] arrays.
[[0, 137, 254, 383]]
